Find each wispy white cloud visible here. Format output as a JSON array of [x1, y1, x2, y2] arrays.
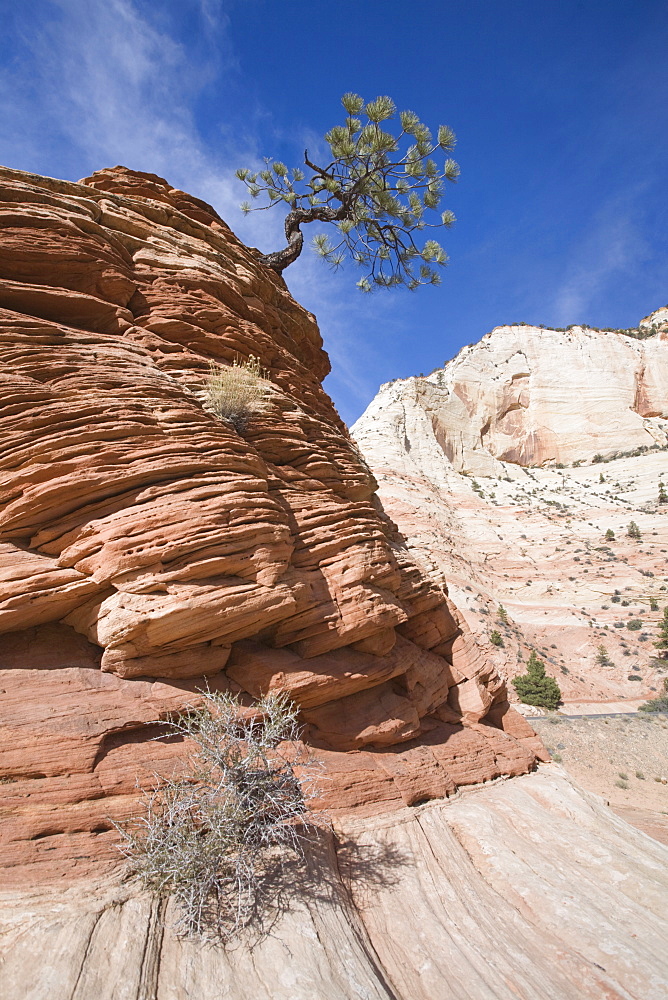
[[548, 186, 651, 326], [0, 0, 382, 424], [0, 1, 330, 295], [2, 1, 242, 216]]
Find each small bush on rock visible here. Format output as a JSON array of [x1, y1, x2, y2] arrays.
[[489, 630, 504, 647], [204, 356, 268, 431], [512, 650, 562, 710], [115, 691, 321, 941]]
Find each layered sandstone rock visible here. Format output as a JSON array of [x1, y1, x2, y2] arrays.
[[0, 165, 544, 886], [352, 313, 668, 708]]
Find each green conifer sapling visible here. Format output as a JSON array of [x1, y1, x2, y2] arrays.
[[512, 650, 562, 710]]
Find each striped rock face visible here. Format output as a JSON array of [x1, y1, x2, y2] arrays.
[[351, 311, 668, 710], [0, 166, 543, 886]]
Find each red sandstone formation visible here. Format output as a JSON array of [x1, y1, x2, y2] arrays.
[[0, 165, 546, 887]]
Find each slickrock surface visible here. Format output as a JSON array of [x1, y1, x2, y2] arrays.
[[1, 768, 666, 1000], [0, 165, 544, 886], [352, 314, 668, 708]]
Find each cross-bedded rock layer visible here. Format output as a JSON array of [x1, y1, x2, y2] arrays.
[[0, 165, 544, 886]]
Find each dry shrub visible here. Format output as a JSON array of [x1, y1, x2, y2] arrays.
[[204, 355, 268, 430], [115, 691, 322, 941]]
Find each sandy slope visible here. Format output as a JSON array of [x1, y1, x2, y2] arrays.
[[533, 711, 668, 843]]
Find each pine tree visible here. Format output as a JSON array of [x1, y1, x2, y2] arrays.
[[490, 630, 504, 647], [236, 93, 459, 289], [595, 644, 610, 666], [605, 528, 615, 541], [497, 604, 508, 623], [512, 651, 562, 710], [627, 521, 641, 539], [654, 607, 668, 655], [658, 481, 667, 504]]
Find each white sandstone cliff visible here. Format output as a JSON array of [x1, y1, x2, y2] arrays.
[[352, 309, 668, 711], [357, 311, 668, 478]]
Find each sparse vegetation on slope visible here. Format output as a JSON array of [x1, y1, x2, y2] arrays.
[[639, 678, 668, 713], [654, 607, 668, 656]]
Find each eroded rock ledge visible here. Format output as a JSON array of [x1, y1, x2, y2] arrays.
[[0, 165, 545, 887]]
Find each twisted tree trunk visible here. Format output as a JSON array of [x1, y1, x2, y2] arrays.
[[259, 203, 346, 274]]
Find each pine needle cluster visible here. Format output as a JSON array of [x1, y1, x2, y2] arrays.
[[236, 92, 459, 290]]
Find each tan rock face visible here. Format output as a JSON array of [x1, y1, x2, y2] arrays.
[[0, 165, 542, 886], [353, 313, 668, 707]]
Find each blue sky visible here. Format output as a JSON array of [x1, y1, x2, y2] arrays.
[[1, 0, 666, 425]]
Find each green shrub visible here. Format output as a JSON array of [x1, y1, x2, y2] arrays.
[[627, 521, 641, 540], [639, 678, 668, 713], [204, 356, 268, 431], [605, 528, 615, 541], [489, 630, 504, 647], [512, 651, 562, 710], [497, 604, 508, 623], [627, 620, 642, 630], [115, 691, 321, 940], [655, 607, 668, 652]]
